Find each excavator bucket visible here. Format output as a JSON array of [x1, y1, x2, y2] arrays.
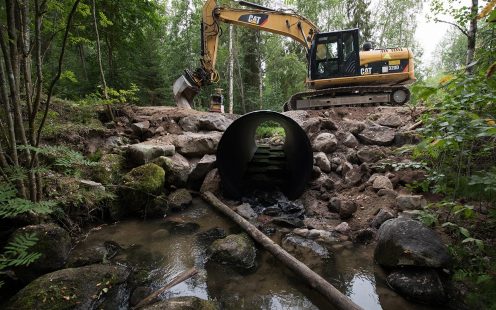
[[173, 74, 199, 109]]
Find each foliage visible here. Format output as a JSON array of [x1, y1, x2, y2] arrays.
[[0, 233, 41, 288], [0, 184, 55, 218], [255, 121, 286, 139]]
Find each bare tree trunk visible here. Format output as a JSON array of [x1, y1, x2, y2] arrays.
[[466, 0, 478, 75], [228, 24, 234, 114], [257, 31, 263, 110]]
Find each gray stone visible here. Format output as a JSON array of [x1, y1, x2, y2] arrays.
[[153, 154, 191, 186], [200, 168, 221, 194], [312, 133, 338, 154], [378, 114, 404, 128], [9, 224, 71, 283], [342, 132, 359, 148], [142, 296, 219, 310], [282, 234, 329, 259], [335, 222, 351, 234], [236, 203, 257, 221], [328, 197, 341, 213], [370, 208, 395, 228], [357, 122, 396, 146], [357, 146, 385, 163], [386, 269, 447, 304], [174, 132, 222, 157], [188, 154, 216, 189], [396, 195, 427, 210], [128, 143, 175, 165], [373, 175, 394, 190], [339, 200, 358, 219], [179, 114, 232, 132], [344, 166, 363, 185], [314, 152, 331, 173], [395, 131, 421, 146], [6, 264, 130, 310], [340, 119, 366, 134], [375, 218, 451, 268], [378, 188, 398, 198], [131, 120, 150, 135], [79, 180, 105, 191], [208, 233, 257, 270], [168, 188, 193, 209], [352, 228, 376, 244], [272, 216, 305, 228], [282, 110, 309, 126]]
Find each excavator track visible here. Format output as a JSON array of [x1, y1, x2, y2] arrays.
[[283, 85, 410, 111]]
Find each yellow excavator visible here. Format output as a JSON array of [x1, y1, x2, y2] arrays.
[[173, 0, 416, 111]]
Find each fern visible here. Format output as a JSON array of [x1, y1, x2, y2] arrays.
[[0, 183, 56, 218], [0, 233, 41, 288]]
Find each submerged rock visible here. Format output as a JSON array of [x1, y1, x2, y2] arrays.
[[142, 296, 219, 310], [6, 264, 130, 310], [9, 223, 71, 283], [386, 268, 447, 304], [375, 218, 451, 268], [162, 220, 200, 235], [281, 234, 329, 259], [208, 233, 257, 270], [196, 228, 227, 245]]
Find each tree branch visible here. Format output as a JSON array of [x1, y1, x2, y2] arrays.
[[434, 18, 469, 37]]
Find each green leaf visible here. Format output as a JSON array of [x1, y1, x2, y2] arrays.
[[459, 227, 471, 238]]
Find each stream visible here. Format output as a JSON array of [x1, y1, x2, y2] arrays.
[[73, 198, 442, 310]]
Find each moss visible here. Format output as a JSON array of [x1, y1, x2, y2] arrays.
[[122, 163, 165, 194], [94, 154, 125, 185]]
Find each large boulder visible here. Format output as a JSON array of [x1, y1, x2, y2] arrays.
[[94, 154, 125, 185], [357, 122, 396, 146], [188, 154, 216, 189], [377, 114, 403, 128], [173, 132, 222, 157], [386, 269, 447, 304], [6, 264, 130, 310], [118, 163, 165, 217], [153, 154, 191, 187], [179, 114, 232, 132], [9, 224, 71, 283], [208, 233, 257, 270], [375, 218, 451, 268], [142, 296, 219, 310], [312, 133, 338, 154], [127, 143, 175, 165]]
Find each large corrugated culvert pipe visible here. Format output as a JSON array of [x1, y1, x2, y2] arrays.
[[216, 111, 313, 200]]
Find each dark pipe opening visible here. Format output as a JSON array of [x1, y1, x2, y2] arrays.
[[216, 111, 313, 200]]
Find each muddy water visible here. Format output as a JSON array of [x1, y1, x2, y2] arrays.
[[76, 199, 440, 310]]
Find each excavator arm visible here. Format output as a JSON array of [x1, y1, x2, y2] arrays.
[[173, 0, 319, 108]]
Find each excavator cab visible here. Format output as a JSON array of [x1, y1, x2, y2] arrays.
[[309, 29, 360, 80]]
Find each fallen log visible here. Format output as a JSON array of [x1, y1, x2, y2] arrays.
[[202, 191, 363, 310], [133, 267, 198, 309]]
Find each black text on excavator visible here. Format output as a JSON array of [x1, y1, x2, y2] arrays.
[[173, 0, 416, 111]]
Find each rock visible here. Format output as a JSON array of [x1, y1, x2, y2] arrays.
[[352, 228, 376, 244], [6, 264, 130, 310], [236, 203, 257, 221], [179, 114, 232, 132], [106, 136, 130, 149], [375, 218, 451, 268], [281, 234, 329, 269], [131, 120, 150, 135], [174, 132, 222, 157], [312, 133, 338, 154], [342, 132, 359, 148], [153, 153, 191, 186], [373, 175, 394, 190], [208, 233, 257, 270], [94, 154, 125, 184], [314, 152, 331, 173], [339, 200, 358, 219], [301, 118, 322, 134], [272, 216, 304, 228], [162, 220, 200, 235], [357, 146, 385, 163], [370, 208, 395, 228], [340, 119, 365, 134], [130, 286, 152, 307], [337, 161, 353, 176], [79, 180, 105, 191], [335, 222, 351, 234], [282, 110, 308, 126], [168, 189, 193, 210], [396, 195, 427, 210], [386, 269, 446, 304], [9, 224, 71, 283], [377, 114, 403, 128], [357, 122, 396, 146], [196, 228, 227, 245], [200, 168, 221, 194], [118, 163, 165, 217], [312, 165, 322, 179], [344, 166, 363, 185], [378, 188, 398, 198], [188, 154, 216, 189], [142, 296, 219, 310], [67, 244, 107, 268], [127, 143, 175, 165], [328, 197, 342, 213], [395, 131, 421, 146]]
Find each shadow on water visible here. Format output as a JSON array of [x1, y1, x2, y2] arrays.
[[74, 198, 444, 310]]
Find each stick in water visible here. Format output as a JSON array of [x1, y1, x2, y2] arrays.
[[134, 267, 198, 309]]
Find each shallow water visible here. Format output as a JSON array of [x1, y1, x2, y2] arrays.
[[75, 198, 441, 310]]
